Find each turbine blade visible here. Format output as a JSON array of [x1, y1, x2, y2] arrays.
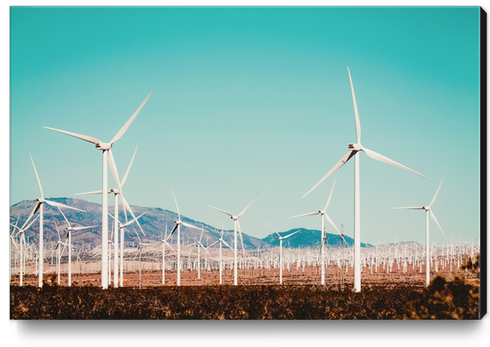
[[222, 240, 233, 249], [429, 173, 446, 207], [201, 244, 210, 255], [392, 206, 425, 210], [124, 212, 146, 227], [121, 144, 138, 187], [29, 154, 44, 198], [44, 200, 84, 212], [166, 242, 176, 253], [74, 190, 103, 195], [72, 225, 96, 231], [199, 227, 204, 243], [303, 151, 356, 198], [57, 206, 71, 229], [121, 196, 146, 237], [171, 189, 181, 219], [325, 175, 337, 210], [20, 202, 41, 231], [430, 210, 447, 243], [107, 211, 115, 220], [108, 149, 124, 197], [324, 213, 341, 235], [237, 220, 245, 252], [283, 229, 301, 240], [207, 205, 233, 218], [347, 66, 361, 144], [21, 214, 40, 233], [265, 223, 281, 238], [43, 126, 101, 145], [169, 223, 178, 236], [289, 211, 320, 219], [110, 90, 153, 144], [362, 147, 427, 179], [209, 240, 220, 248], [181, 222, 201, 231], [238, 193, 259, 217]]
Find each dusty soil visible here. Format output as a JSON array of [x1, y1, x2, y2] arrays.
[[12, 259, 479, 289]]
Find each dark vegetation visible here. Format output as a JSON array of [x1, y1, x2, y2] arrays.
[[10, 274, 479, 320]]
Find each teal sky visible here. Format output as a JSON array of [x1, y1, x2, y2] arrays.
[[10, 6, 481, 245]]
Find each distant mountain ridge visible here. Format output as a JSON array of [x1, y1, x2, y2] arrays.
[[10, 198, 372, 250]]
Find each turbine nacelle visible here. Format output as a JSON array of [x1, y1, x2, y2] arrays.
[[95, 142, 112, 150], [348, 143, 362, 151]]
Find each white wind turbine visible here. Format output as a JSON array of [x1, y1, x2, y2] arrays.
[[189, 227, 210, 280], [152, 222, 176, 285], [207, 194, 258, 286], [393, 174, 448, 286], [208, 222, 233, 284], [169, 190, 202, 286], [11, 215, 39, 286], [108, 209, 146, 287], [134, 233, 152, 290], [44, 90, 152, 289], [303, 67, 426, 292], [75, 144, 140, 288], [21, 155, 84, 287], [53, 220, 68, 285], [57, 207, 96, 287], [266, 224, 300, 285], [291, 177, 345, 285]]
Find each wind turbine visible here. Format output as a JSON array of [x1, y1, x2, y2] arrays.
[[135, 234, 152, 290], [189, 227, 210, 280], [169, 190, 202, 286], [266, 224, 300, 285], [21, 155, 84, 288], [53, 220, 68, 285], [393, 174, 447, 286], [44, 90, 152, 289], [11, 214, 39, 286], [302, 67, 426, 292], [207, 194, 258, 286], [108, 209, 146, 287], [291, 177, 345, 285], [151, 222, 176, 285], [58, 207, 96, 287], [74, 144, 140, 289], [208, 223, 233, 284]]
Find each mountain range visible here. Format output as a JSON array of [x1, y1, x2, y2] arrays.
[[10, 198, 372, 250]]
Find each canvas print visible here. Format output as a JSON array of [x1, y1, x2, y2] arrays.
[[9, 6, 485, 320]]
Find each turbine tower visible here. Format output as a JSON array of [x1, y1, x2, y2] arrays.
[[291, 177, 344, 285], [169, 190, 201, 286], [393, 174, 447, 286], [44, 90, 152, 289], [303, 67, 426, 292], [208, 222, 233, 285], [207, 194, 258, 286], [58, 207, 95, 287], [75, 144, 140, 288], [266, 224, 300, 285], [21, 155, 84, 287]]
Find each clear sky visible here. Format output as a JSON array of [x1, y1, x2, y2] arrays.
[[10, 6, 481, 246]]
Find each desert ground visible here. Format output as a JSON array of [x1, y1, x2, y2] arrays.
[[11, 256, 479, 289]]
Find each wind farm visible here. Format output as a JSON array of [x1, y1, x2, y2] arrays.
[[9, 7, 482, 322]]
